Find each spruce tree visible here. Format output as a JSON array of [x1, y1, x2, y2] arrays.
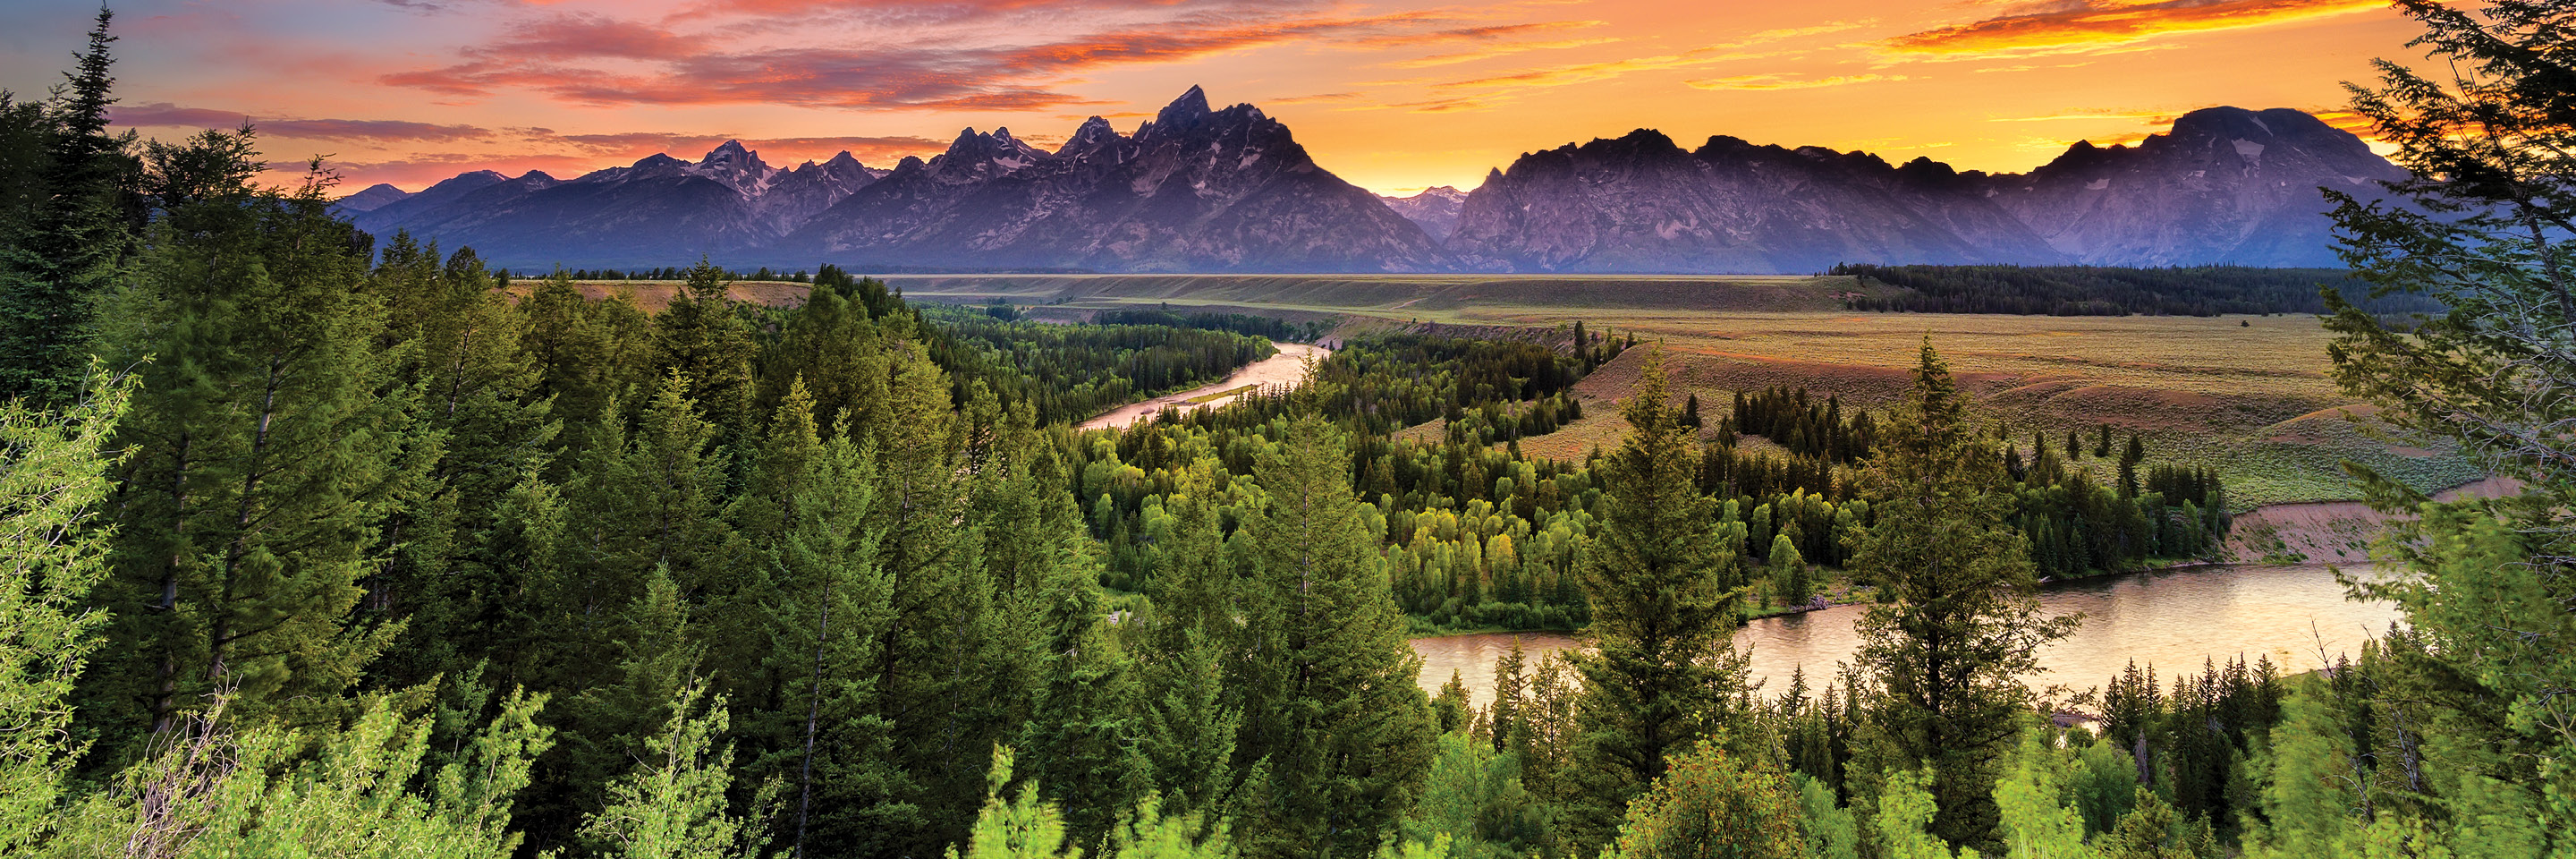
[[2315, 1, 2576, 846], [1234, 413, 1436, 859], [0, 9, 141, 403], [1844, 339, 2077, 854], [1565, 349, 1745, 848], [85, 146, 427, 748]]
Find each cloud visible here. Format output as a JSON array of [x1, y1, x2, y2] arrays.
[[378, 6, 1490, 111], [1385, 37, 1623, 69], [1685, 72, 1904, 91], [1884, 0, 2385, 57], [112, 103, 496, 143], [1265, 92, 1364, 105], [1987, 109, 2182, 123]]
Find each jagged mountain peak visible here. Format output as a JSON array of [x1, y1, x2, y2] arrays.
[[703, 139, 752, 160], [933, 127, 1051, 179], [1163, 85, 1210, 121], [1060, 115, 1123, 157]]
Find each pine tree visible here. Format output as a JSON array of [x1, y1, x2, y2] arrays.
[[1567, 349, 1744, 848], [1844, 338, 2077, 854], [2316, 1, 2576, 847], [1233, 413, 1436, 859], [0, 9, 141, 403], [85, 148, 426, 748], [656, 258, 757, 455], [368, 238, 557, 690]]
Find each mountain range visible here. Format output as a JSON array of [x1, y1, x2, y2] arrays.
[[343, 89, 2406, 274]]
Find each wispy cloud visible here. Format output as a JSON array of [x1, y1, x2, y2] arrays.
[[1685, 72, 1903, 91], [1883, 0, 2385, 58], [112, 103, 496, 143], [377, 6, 1530, 112]]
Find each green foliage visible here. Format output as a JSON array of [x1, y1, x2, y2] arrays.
[[1233, 413, 1437, 859], [85, 134, 423, 745], [1599, 744, 1807, 859], [1569, 350, 1746, 845], [43, 688, 552, 859], [1796, 774, 1860, 859], [1400, 732, 1553, 859], [1991, 727, 2093, 859], [0, 367, 130, 851], [580, 678, 750, 859], [1846, 340, 2079, 854]]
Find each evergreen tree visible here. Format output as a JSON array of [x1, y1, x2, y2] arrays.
[[84, 144, 426, 748], [1844, 339, 2077, 854], [656, 258, 757, 456], [2314, 1, 2576, 849], [1567, 350, 1744, 848], [1233, 413, 1436, 859], [368, 237, 557, 690], [0, 9, 141, 403]]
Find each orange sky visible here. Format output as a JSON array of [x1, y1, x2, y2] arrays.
[[0, 0, 2426, 195]]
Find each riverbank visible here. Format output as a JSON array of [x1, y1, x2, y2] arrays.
[[1077, 341, 1331, 430], [2220, 475, 2520, 565]]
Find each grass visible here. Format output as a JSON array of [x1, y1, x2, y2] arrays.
[[504, 279, 812, 312], [880, 273, 1887, 318], [1518, 315, 2477, 508], [1184, 384, 1260, 404]]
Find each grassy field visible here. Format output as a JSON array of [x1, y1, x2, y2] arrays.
[[879, 273, 1892, 318], [1510, 315, 2473, 508], [507, 279, 814, 312]]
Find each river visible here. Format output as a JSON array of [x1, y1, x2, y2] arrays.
[[1411, 563, 2404, 708], [1078, 342, 1333, 430]]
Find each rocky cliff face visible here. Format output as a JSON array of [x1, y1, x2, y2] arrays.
[[1970, 106, 2406, 267], [782, 87, 1447, 272], [1381, 186, 1467, 242]]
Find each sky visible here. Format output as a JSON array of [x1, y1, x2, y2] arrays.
[[0, 0, 2428, 196]]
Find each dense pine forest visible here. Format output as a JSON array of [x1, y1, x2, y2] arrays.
[[6, 5, 2576, 859], [1833, 263, 2445, 317]]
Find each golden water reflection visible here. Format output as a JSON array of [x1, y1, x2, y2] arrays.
[[1411, 564, 2402, 709]]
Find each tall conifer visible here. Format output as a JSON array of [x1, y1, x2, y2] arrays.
[[1564, 349, 1744, 848], [1234, 413, 1436, 859], [1845, 339, 2077, 854]]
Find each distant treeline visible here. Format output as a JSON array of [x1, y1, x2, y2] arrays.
[[1834, 263, 2445, 316], [920, 303, 1277, 425], [1093, 305, 1328, 342], [544, 265, 814, 282]]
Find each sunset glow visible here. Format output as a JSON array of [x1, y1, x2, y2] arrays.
[[0, 0, 2425, 195]]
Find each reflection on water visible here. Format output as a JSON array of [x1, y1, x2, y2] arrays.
[[1412, 564, 2402, 708]]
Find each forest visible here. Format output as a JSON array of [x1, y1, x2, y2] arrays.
[[4, 4, 2575, 859], [1832, 263, 2444, 317]]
